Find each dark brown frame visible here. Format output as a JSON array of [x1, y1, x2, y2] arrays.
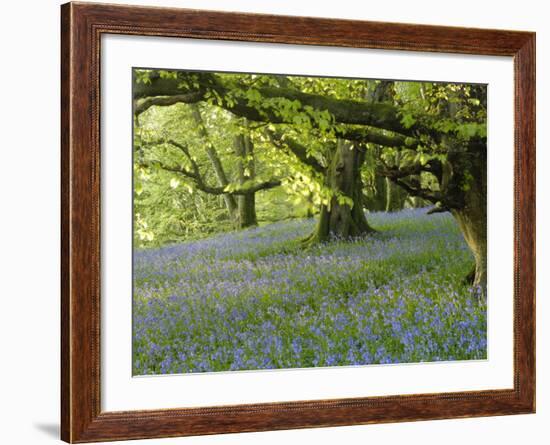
[[61, 1, 536, 443]]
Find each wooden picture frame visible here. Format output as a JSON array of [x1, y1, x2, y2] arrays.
[[61, 2, 535, 442]]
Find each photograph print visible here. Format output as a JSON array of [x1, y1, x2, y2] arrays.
[[132, 69, 487, 376]]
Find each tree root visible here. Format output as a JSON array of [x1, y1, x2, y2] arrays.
[[463, 264, 476, 285]]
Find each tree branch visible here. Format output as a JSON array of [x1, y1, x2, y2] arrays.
[[265, 129, 325, 173], [133, 72, 426, 137], [134, 92, 204, 115], [231, 179, 282, 195], [335, 126, 417, 149], [392, 177, 441, 204], [137, 145, 281, 196], [377, 161, 437, 179], [376, 158, 442, 204], [137, 139, 220, 195]]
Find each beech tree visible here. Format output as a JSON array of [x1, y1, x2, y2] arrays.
[[133, 70, 487, 288]]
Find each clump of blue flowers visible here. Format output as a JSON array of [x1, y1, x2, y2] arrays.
[[133, 208, 487, 375]]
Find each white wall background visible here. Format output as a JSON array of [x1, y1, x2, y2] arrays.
[[0, 1, 546, 444]]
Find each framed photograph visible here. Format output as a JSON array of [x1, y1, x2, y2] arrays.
[[61, 2, 535, 442]]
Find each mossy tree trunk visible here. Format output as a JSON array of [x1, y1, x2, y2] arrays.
[[233, 132, 258, 229], [304, 140, 375, 245], [449, 143, 487, 290], [453, 205, 487, 289]]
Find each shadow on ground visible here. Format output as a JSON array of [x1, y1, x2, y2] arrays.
[[33, 422, 59, 439]]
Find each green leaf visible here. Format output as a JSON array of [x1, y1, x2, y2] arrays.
[[400, 113, 416, 129]]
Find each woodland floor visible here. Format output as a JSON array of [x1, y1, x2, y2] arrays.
[[133, 208, 487, 375]]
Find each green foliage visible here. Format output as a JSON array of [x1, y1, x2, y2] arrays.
[[134, 69, 152, 85], [133, 69, 487, 246], [400, 112, 416, 129]]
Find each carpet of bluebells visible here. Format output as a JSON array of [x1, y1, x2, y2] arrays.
[[133, 208, 487, 375]]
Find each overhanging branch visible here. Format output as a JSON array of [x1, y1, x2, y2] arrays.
[[265, 129, 325, 173], [134, 92, 204, 115], [133, 72, 432, 137]]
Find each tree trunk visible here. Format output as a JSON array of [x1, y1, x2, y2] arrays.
[[450, 146, 487, 290], [385, 177, 393, 212], [234, 132, 258, 228], [206, 144, 239, 222], [238, 193, 257, 228], [190, 104, 239, 224], [453, 205, 486, 290], [384, 177, 408, 211], [363, 174, 387, 211], [440, 98, 487, 291], [305, 140, 374, 244], [454, 208, 486, 292]]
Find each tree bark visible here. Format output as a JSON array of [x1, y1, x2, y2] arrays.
[[189, 105, 239, 224], [449, 143, 487, 290], [382, 151, 407, 212], [304, 140, 375, 244], [385, 177, 393, 212], [234, 132, 258, 228], [238, 193, 257, 229], [453, 205, 486, 290], [363, 174, 387, 211]]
